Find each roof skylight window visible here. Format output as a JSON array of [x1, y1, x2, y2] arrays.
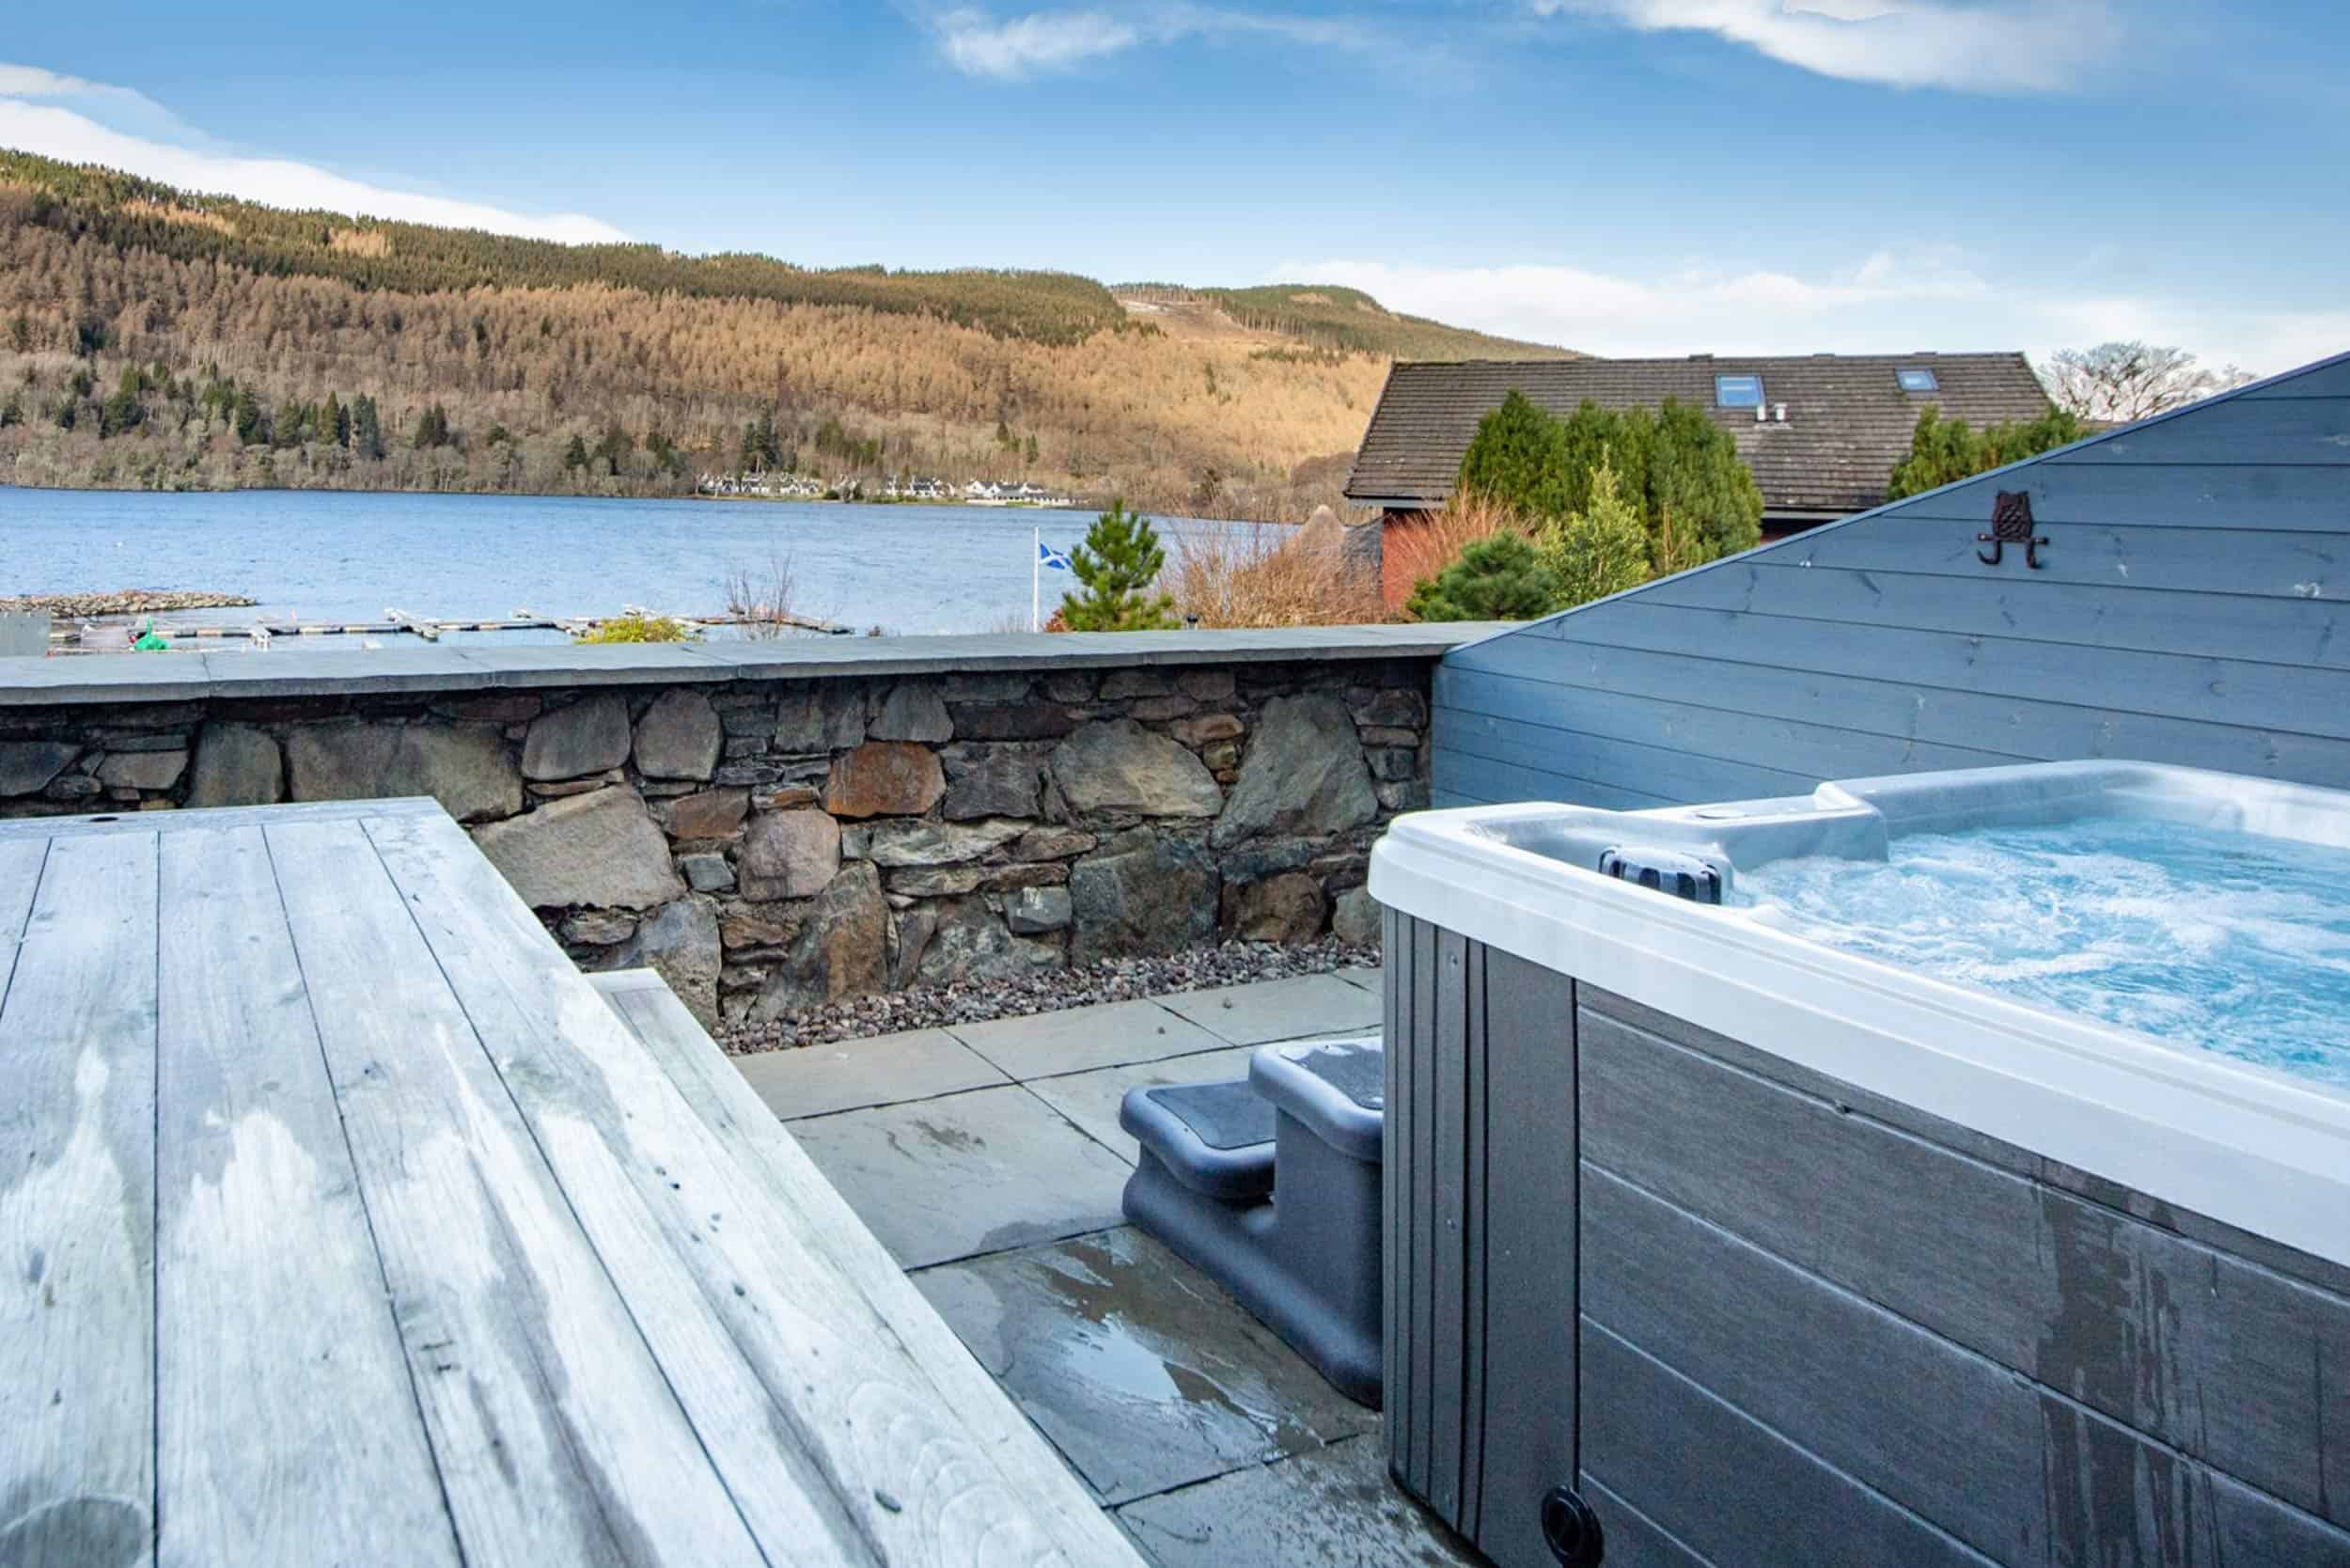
[[1897, 367, 1940, 392], [1714, 374, 1763, 409]]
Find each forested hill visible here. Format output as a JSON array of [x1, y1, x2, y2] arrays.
[[0, 150, 1569, 518]]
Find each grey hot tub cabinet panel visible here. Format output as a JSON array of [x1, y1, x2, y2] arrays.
[[1382, 907, 1576, 1568], [1383, 911, 2350, 1568]]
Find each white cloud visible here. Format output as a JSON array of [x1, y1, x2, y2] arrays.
[[1532, 0, 2118, 91], [1272, 250, 2345, 380], [926, 5, 1374, 78], [0, 63, 628, 245]]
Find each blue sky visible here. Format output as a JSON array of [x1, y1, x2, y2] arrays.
[[4, 2, 2345, 371]]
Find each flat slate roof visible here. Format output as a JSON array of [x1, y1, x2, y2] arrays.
[[1344, 353, 2051, 516], [0, 623, 1507, 708]]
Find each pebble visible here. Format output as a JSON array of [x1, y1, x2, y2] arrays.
[[0, 589, 257, 619], [720, 935, 1379, 1054]]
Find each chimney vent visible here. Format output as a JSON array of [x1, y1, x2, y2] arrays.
[[1773, 402, 1788, 423], [1753, 404, 1767, 423]]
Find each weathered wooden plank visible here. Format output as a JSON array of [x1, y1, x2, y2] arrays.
[[1763, 518, 2347, 599], [1470, 949, 1578, 1568], [2047, 397, 2350, 463], [1447, 631, 2350, 791], [262, 815, 774, 1568], [1438, 663, 2029, 779], [1428, 743, 1670, 811], [2243, 358, 2350, 399], [0, 796, 438, 843], [1577, 999, 2350, 1531], [1438, 707, 1830, 805], [368, 808, 1136, 1568], [1579, 1167, 2045, 1561], [1426, 927, 1470, 1524], [1547, 602, 2350, 744], [588, 972, 1146, 1567], [1856, 454, 2348, 528], [152, 823, 461, 1568], [0, 829, 160, 1568], [0, 836, 46, 995], [1639, 561, 2350, 671], [1578, 1322, 2000, 1568]]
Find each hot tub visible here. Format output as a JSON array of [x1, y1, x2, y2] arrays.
[[1368, 760, 2350, 1568]]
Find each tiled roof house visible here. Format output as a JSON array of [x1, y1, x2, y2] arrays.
[[1345, 352, 2056, 604]]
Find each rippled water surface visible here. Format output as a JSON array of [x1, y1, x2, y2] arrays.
[[0, 486, 1235, 634], [1732, 815, 2350, 1089]]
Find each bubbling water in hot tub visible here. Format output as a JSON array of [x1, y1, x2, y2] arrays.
[[1731, 815, 2350, 1089]]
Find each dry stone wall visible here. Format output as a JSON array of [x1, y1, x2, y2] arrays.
[[0, 654, 1430, 1034]]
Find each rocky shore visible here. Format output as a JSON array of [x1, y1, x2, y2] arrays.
[[0, 589, 258, 619]]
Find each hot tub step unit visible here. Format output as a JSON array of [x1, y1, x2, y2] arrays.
[[1118, 1038, 1386, 1407]]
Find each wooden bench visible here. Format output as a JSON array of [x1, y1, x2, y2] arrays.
[[0, 799, 1141, 1568]]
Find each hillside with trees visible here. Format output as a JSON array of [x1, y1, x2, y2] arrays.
[[0, 149, 1573, 518]]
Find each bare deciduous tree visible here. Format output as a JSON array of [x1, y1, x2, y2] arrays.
[[2040, 342, 2254, 425]]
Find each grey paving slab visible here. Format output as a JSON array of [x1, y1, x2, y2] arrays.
[[1334, 965, 1384, 993], [787, 1085, 1132, 1268], [1156, 973, 1385, 1047], [732, 1028, 1009, 1120], [1113, 1435, 1480, 1568], [1027, 1044, 1262, 1165], [913, 1228, 1376, 1505], [951, 999, 1230, 1080]]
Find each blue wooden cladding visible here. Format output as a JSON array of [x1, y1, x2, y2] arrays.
[[1434, 351, 2350, 808]]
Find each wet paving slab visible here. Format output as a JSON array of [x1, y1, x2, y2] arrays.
[[913, 1226, 1378, 1505], [1158, 973, 1385, 1047], [1114, 1434, 1483, 1568], [949, 997, 1230, 1079], [787, 1084, 1132, 1268], [734, 1026, 1008, 1119], [1025, 1043, 1263, 1165]]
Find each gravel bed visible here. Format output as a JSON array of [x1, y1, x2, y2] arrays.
[[720, 935, 1378, 1054]]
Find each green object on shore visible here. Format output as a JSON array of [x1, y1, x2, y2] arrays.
[[132, 617, 171, 651]]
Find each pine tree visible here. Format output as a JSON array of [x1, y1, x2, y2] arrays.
[[232, 387, 266, 445], [563, 433, 590, 471], [1457, 390, 1575, 522], [321, 391, 345, 447], [1406, 534, 1560, 622], [352, 395, 384, 460], [1542, 451, 1652, 608], [1886, 406, 2083, 499], [1645, 399, 1762, 559], [1024, 432, 1039, 464], [1060, 500, 1180, 632]]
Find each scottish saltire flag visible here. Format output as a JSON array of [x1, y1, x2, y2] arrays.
[[1039, 541, 1072, 571]]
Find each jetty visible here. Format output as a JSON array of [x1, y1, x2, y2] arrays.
[[48, 606, 852, 652]]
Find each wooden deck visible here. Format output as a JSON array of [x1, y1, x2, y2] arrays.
[[0, 798, 1140, 1567]]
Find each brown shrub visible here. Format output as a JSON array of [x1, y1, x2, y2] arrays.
[[1384, 490, 1539, 608], [1164, 513, 1387, 628]]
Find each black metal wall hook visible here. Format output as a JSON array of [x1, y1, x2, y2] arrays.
[[1978, 490, 2049, 569]]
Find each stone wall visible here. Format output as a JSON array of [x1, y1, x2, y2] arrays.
[[0, 642, 1444, 1034]]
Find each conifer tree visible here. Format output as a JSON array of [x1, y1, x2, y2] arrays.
[[1542, 451, 1651, 607], [1405, 533, 1559, 622], [563, 432, 590, 471], [1060, 500, 1179, 631]]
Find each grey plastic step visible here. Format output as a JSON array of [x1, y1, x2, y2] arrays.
[[1119, 1078, 1276, 1200]]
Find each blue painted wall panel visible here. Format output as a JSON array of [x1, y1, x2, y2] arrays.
[[1433, 355, 2350, 808]]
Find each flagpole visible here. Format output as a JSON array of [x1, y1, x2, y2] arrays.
[[1032, 526, 1041, 634]]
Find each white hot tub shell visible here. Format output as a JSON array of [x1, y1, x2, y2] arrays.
[[1368, 760, 2350, 1568]]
